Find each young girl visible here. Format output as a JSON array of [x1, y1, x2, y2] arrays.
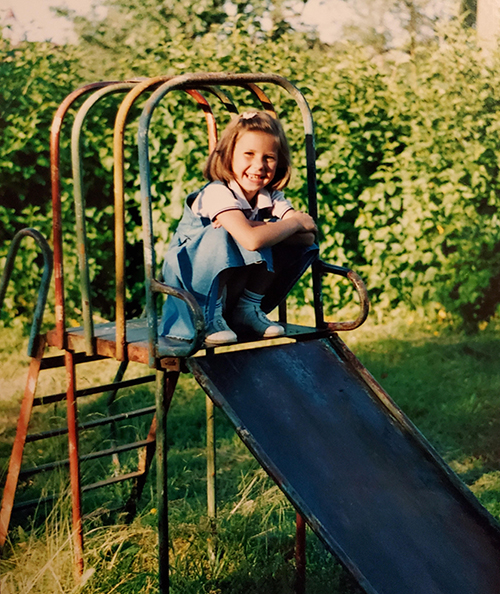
[[159, 110, 318, 345]]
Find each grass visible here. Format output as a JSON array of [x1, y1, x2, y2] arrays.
[[2, 317, 500, 592]]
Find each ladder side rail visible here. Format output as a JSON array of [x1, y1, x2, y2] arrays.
[[0, 337, 46, 549]]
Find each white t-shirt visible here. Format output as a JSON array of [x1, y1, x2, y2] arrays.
[[191, 180, 294, 222]]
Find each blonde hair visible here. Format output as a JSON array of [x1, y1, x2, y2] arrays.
[[203, 111, 292, 191]]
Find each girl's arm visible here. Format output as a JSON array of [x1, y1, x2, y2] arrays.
[[214, 209, 317, 251]]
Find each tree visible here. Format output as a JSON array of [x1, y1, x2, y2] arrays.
[[477, 0, 500, 56], [337, 0, 449, 55], [55, 0, 314, 79], [461, 0, 477, 27]]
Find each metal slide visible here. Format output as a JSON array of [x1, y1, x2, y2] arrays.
[[188, 336, 500, 594]]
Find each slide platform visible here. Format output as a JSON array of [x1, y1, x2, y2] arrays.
[[188, 336, 500, 594]]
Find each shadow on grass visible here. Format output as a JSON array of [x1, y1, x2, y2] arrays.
[[351, 331, 500, 516]]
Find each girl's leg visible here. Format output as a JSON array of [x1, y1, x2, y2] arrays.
[[231, 263, 285, 338], [245, 263, 275, 295], [218, 266, 251, 312], [205, 268, 241, 345], [205, 265, 256, 345]]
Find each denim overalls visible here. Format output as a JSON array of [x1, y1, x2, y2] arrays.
[[159, 189, 318, 340]]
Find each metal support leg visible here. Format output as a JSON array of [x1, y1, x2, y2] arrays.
[[206, 395, 216, 561], [124, 414, 157, 521], [295, 512, 306, 594], [105, 360, 129, 473], [156, 369, 179, 594], [0, 336, 46, 548], [65, 350, 84, 580]]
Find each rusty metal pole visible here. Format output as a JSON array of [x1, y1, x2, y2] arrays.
[[50, 82, 114, 350], [295, 512, 306, 594], [156, 369, 179, 594], [0, 337, 46, 548], [206, 395, 216, 561], [65, 350, 84, 579]]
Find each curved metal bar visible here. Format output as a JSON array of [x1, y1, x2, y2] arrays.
[[185, 89, 218, 153], [137, 72, 318, 362], [0, 228, 53, 357], [319, 260, 370, 332], [114, 76, 172, 361], [242, 83, 276, 115], [151, 279, 205, 357], [51, 81, 120, 349], [200, 86, 239, 116], [113, 78, 219, 362], [71, 82, 138, 355]]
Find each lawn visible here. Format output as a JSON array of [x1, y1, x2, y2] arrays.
[[2, 318, 500, 593]]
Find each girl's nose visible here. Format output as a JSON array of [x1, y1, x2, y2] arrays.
[[253, 156, 265, 170]]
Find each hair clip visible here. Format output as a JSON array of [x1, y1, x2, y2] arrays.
[[240, 111, 258, 120]]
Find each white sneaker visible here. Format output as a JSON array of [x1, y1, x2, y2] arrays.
[[205, 308, 237, 345], [232, 304, 284, 338]]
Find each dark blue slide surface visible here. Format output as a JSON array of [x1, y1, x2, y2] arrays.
[[189, 337, 500, 594]]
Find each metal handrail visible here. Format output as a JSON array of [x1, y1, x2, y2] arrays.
[[0, 228, 53, 357], [113, 79, 222, 361], [137, 72, 318, 365], [151, 279, 205, 358], [51, 81, 120, 349], [51, 72, 368, 366], [316, 260, 370, 332]]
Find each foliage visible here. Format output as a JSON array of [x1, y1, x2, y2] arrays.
[[352, 27, 500, 331], [0, 35, 83, 327], [3, 11, 500, 332], [57, 0, 315, 80], [339, 0, 441, 55]]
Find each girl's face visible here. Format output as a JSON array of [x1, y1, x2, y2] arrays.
[[231, 131, 278, 201]]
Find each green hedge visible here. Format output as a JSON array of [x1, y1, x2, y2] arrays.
[[2, 23, 500, 332]]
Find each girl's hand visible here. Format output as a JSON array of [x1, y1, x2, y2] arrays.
[[283, 210, 317, 234]]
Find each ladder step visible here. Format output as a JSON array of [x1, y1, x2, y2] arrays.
[[12, 471, 145, 512], [12, 492, 58, 512], [39, 352, 107, 370], [32, 375, 155, 406], [19, 439, 155, 479], [26, 405, 156, 442], [81, 470, 145, 493]]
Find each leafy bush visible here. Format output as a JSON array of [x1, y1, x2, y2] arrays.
[[3, 22, 500, 332], [0, 36, 83, 327], [352, 28, 500, 330]]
